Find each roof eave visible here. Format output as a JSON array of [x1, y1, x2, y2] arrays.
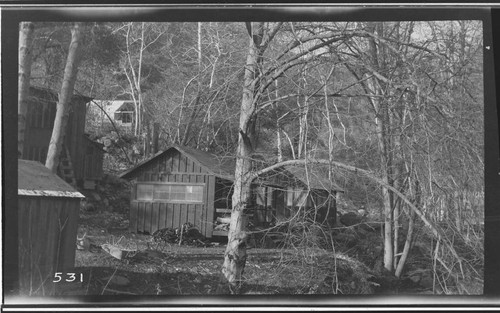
[[18, 189, 85, 198]]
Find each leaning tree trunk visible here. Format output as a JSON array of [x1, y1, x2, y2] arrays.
[[45, 22, 83, 173], [18, 21, 35, 158], [221, 22, 264, 294], [366, 22, 395, 272]]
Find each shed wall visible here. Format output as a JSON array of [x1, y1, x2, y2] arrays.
[[23, 93, 87, 181], [82, 138, 104, 181], [128, 149, 215, 237], [18, 196, 80, 296]]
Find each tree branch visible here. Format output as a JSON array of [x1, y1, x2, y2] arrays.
[[249, 157, 463, 269]]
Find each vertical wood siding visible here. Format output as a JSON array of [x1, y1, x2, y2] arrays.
[[129, 149, 216, 237], [18, 196, 79, 296], [23, 90, 94, 183], [82, 138, 104, 181]]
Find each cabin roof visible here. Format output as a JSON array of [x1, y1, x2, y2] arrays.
[[176, 145, 236, 179], [105, 100, 134, 114], [119, 146, 343, 192], [30, 85, 93, 104], [119, 145, 235, 180], [18, 160, 85, 198], [92, 100, 135, 115]]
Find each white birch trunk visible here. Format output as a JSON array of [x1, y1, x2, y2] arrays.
[[18, 21, 35, 158], [221, 22, 264, 294], [45, 22, 83, 172]]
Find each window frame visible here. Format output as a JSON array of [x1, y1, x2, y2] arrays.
[[135, 182, 205, 203]]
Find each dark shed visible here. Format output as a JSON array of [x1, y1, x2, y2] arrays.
[[277, 165, 344, 225], [120, 145, 233, 238], [22, 85, 103, 189], [120, 146, 343, 238], [18, 160, 84, 296]]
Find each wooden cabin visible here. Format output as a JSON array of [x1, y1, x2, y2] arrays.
[[272, 165, 343, 226], [120, 146, 343, 238], [18, 160, 84, 296], [21, 86, 104, 189], [92, 100, 136, 130]]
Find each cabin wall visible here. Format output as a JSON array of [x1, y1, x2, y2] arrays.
[[284, 189, 337, 225], [81, 138, 104, 182], [66, 97, 88, 181], [23, 90, 54, 162], [128, 149, 215, 237], [23, 90, 88, 182], [18, 196, 80, 296]]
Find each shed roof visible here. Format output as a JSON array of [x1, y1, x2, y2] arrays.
[[176, 145, 236, 179], [30, 85, 93, 104], [119, 145, 236, 180], [119, 146, 343, 192], [93, 100, 135, 116], [18, 160, 85, 198]]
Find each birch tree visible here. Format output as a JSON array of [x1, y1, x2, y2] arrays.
[[45, 22, 84, 172], [222, 21, 366, 292], [18, 21, 35, 158]]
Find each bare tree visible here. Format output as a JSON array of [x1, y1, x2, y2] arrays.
[[18, 21, 35, 158], [45, 22, 84, 172]]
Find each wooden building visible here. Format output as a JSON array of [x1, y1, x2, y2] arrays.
[[18, 159, 84, 296], [21, 86, 104, 189], [120, 146, 343, 238], [91, 100, 135, 131]]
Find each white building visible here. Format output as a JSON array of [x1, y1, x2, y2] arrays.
[[90, 100, 135, 130]]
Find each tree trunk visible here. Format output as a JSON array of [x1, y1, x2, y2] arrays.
[[367, 22, 394, 272], [45, 22, 83, 173], [152, 122, 159, 154], [18, 21, 35, 158], [182, 24, 204, 146], [395, 176, 419, 277], [221, 22, 264, 294], [144, 123, 151, 157]]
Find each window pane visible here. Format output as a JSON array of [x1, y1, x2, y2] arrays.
[[195, 191, 203, 202], [172, 185, 184, 193], [137, 184, 204, 202], [137, 184, 153, 200], [154, 184, 170, 200]]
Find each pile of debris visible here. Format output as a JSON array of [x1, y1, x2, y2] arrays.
[[152, 223, 212, 247], [213, 216, 231, 232]]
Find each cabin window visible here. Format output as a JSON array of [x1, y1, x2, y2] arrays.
[[136, 183, 204, 203], [287, 189, 308, 207]]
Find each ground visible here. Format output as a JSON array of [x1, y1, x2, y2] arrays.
[[54, 210, 390, 296]]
